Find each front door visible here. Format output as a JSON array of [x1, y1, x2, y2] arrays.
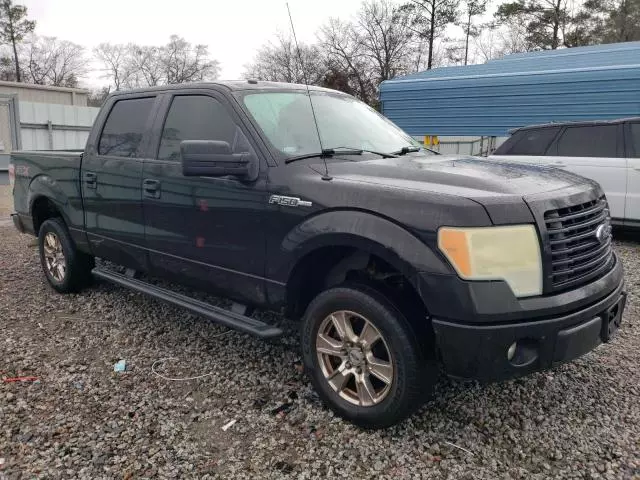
[[625, 122, 640, 225], [142, 92, 269, 305], [82, 95, 158, 270]]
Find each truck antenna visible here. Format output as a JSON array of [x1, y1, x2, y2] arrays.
[[286, 2, 331, 180]]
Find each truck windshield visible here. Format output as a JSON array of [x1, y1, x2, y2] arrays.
[[240, 90, 423, 160]]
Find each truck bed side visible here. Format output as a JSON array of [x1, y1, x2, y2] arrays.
[[10, 150, 85, 241]]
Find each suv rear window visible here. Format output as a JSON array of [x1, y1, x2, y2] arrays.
[[494, 127, 559, 155], [556, 125, 618, 157], [98, 97, 155, 157], [630, 123, 640, 157]]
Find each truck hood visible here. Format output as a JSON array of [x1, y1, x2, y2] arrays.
[[322, 154, 592, 198]]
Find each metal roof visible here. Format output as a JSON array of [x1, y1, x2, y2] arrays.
[[380, 42, 640, 136]]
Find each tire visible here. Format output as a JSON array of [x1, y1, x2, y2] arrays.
[[38, 217, 94, 293], [301, 284, 435, 429]]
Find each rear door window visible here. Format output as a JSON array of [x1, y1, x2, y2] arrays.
[[494, 127, 559, 155], [555, 125, 618, 158], [98, 97, 155, 157]]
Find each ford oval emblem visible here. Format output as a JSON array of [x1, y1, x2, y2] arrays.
[[595, 224, 609, 244]]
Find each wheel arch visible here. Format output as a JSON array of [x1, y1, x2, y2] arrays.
[[278, 210, 451, 320], [28, 174, 72, 233]]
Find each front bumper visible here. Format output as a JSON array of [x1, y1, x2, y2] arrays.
[[427, 254, 626, 381]]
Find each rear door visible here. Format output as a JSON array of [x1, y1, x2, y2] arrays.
[[142, 90, 269, 305], [546, 124, 627, 222], [624, 121, 640, 225], [82, 94, 160, 270]]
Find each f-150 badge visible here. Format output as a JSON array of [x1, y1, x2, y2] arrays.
[[269, 195, 312, 207]]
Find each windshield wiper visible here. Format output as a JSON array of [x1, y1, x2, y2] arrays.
[[392, 145, 423, 156], [392, 145, 441, 155], [285, 147, 397, 164]]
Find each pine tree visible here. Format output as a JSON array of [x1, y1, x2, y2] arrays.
[[0, 0, 35, 82]]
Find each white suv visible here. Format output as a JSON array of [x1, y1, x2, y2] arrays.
[[490, 118, 640, 226]]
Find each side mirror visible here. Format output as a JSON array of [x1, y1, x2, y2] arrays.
[[180, 140, 251, 178]]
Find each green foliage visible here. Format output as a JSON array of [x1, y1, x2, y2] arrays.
[[495, 0, 569, 50], [576, 0, 640, 44], [0, 0, 35, 82], [496, 0, 639, 50]]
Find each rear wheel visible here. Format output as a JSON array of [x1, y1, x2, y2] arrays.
[[301, 285, 434, 428], [38, 218, 94, 293]]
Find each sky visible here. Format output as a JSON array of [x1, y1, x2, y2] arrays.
[[21, 0, 371, 88]]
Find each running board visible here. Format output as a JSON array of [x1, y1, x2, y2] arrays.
[[92, 268, 282, 339]]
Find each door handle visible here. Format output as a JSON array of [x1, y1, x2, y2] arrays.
[[634, 168, 640, 172], [143, 179, 161, 199], [84, 172, 97, 189], [553, 162, 567, 168]]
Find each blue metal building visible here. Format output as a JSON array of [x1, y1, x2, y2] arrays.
[[379, 42, 640, 137]]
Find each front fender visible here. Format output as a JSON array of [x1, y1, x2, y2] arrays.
[[270, 209, 452, 284]]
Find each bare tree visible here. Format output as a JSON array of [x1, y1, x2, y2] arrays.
[[94, 36, 220, 90], [125, 45, 163, 88], [94, 43, 133, 90], [319, 18, 376, 103], [243, 33, 325, 84], [87, 86, 110, 107], [473, 19, 535, 62], [357, 0, 416, 82], [473, 24, 503, 61], [245, 0, 422, 107], [23, 36, 86, 87], [161, 35, 219, 84]]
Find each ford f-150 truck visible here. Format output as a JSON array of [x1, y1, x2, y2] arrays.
[[10, 81, 626, 428]]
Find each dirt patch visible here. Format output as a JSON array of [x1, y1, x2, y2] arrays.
[[0, 183, 12, 218]]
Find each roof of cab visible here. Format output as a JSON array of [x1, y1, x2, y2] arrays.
[[108, 80, 342, 97]]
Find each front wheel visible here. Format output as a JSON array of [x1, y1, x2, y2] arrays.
[[301, 285, 433, 429]]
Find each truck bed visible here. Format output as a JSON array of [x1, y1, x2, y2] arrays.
[[10, 150, 84, 231]]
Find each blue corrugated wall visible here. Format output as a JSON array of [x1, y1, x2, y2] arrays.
[[380, 42, 640, 137]]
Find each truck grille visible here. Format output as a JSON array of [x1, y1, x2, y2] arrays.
[[544, 196, 613, 291]]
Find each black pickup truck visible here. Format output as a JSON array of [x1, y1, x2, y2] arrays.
[[10, 81, 626, 428]]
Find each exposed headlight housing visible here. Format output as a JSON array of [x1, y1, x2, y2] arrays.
[[437, 225, 543, 298]]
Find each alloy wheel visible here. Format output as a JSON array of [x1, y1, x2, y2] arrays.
[[316, 310, 394, 407], [43, 232, 66, 282]]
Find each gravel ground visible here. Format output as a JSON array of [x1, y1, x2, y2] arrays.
[[0, 180, 12, 219], [1, 191, 639, 479]]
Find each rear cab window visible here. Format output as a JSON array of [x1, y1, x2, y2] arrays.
[[98, 97, 155, 157], [494, 127, 560, 156]]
